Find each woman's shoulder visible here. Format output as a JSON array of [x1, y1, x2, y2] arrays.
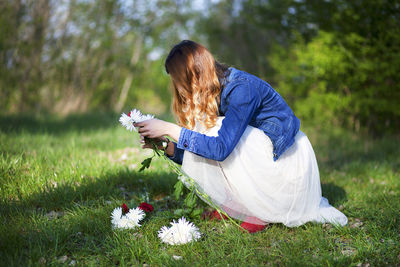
[[228, 67, 264, 81], [226, 67, 249, 82], [222, 67, 270, 98], [223, 67, 250, 91], [221, 72, 248, 100]]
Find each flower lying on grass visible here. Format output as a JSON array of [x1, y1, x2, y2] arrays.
[[111, 203, 145, 230], [119, 109, 154, 132], [158, 217, 201, 245], [122, 203, 129, 214], [138, 202, 154, 213]]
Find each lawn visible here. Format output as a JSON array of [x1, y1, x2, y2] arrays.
[[0, 113, 399, 266]]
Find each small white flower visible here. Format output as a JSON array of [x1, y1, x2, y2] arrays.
[[129, 109, 143, 122], [129, 108, 154, 123], [111, 207, 123, 224], [139, 113, 155, 122], [119, 108, 154, 132], [158, 217, 201, 245], [119, 113, 135, 131], [111, 207, 145, 230], [126, 208, 146, 225]]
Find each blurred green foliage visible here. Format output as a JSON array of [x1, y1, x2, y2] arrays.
[[0, 0, 399, 134], [267, 2, 400, 134], [200, 0, 400, 134]]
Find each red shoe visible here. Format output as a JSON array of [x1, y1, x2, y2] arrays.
[[240, 222, 266, 233], [202, 209, 228, 221], [211, 209, 228, 220]]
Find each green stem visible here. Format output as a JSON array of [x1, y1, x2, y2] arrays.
[[148, 139, 242, 229]]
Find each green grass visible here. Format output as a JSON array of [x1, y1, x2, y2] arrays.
[[0, 113, 399, 266]]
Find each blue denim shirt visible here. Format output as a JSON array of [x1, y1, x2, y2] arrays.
[[168, 67, 300, 165]]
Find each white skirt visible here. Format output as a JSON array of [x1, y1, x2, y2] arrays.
[[180, 117, 347, 227]]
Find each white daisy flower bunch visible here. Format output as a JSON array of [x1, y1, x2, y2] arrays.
[[119, 108, 154, 132], [117, 107, 241, 232], [158, 217, 201, 245], [111, 207, 145, 230]]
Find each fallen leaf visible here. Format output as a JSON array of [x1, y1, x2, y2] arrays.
[[133, 232, 143, 239], [39, 257, 46, 265], [154, 193, 167, 201], [341, 247, 355, 256], [350, 218, 363, 228], [323, 223, 332, 230], [45, 211, 64, 220], [57, 255, 68, 264]]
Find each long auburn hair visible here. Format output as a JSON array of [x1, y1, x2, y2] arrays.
[[165, 40, 229, 130]]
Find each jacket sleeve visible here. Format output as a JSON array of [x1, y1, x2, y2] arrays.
[[176, 82, 260, 161], [165, 142, 184, 165]]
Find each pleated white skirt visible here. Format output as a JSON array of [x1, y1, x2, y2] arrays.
[[180, 117, 347, 227]]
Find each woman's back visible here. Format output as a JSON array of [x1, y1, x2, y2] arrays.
[[220, 67, 300, 161]]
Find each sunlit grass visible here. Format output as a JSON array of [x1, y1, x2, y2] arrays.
[[0, 113, 399, 266]]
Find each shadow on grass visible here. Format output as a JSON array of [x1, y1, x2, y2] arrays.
[[1, 169, 178, 214], [0, 113, 120, 135], [321, 182, 347, 205], [310, 128, 400, 172], [0, 112, 175, 135], [0, 168, 181, 264]]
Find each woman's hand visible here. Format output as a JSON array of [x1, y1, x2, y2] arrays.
[[134, 119, 182, 141], [139, 136, 168, 150], [135, 119, 169, 139], [139, 135, 175, 156]]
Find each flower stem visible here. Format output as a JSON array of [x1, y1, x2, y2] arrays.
[[148, 139, 241, 229]]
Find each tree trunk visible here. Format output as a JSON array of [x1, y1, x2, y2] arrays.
[[114, 35, 143, 112]]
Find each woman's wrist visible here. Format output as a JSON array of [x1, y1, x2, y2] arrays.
[[164, 140, 175, 157], [165, 122, 182, 142]]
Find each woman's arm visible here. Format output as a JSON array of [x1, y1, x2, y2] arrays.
[[135, 82, 260, 162], [176, 82, 260, 161]]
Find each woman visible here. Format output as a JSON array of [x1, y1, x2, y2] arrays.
[[135, 40, 347, 233]]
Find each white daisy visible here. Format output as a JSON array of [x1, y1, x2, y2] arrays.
[[138, 113, 155, 122], [111, 207, 123, 225], [111, 207, 145, 230], [129, 108, 154, 123], [119, 113, 135, 131], [129, 108, 144, 123], [158, 217, 201, 245], [126, 208, 146, 225], [119, 108, 154, 132]]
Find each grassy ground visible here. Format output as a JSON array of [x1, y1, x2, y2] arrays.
[[0, 113, 399, 266]]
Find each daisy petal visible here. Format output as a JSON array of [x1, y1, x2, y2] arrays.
[[111, 206, 146, 230], [158, 217, 201, 245], [119, 113, 135, 131]]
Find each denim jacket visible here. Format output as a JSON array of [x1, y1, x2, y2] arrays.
[[168, 67, 300, 165]]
